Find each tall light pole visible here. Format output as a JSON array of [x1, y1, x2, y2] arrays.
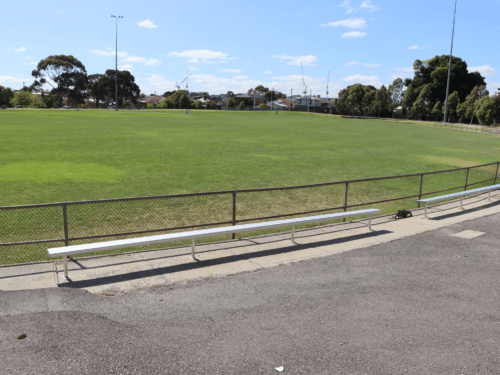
[[443, 0, 457, 125], [111, 15, 123, 111]]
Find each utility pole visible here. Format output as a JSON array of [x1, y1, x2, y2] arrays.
[[271, 88, 273, 111], [309, 89, 311, 113], [290, 88, 292, 112], [443, 0, 457, 125], [111, 15, 123, 112]]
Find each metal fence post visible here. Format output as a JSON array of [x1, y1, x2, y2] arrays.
[[495, 162, 500, 185], [232, 191, 237, 239], [418, 174, 424, 208], [62, 204, 69, 246], [62, 205, 69, 262], [464, 168, 470, 191], [343, 182, 349, 222]]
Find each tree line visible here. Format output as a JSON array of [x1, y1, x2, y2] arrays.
[[0, 55, 140, 109], [2, 54, 499, 125], [334, 55, 499, 126]]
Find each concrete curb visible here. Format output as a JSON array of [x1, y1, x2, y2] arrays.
[[1, 191, 499, 295]]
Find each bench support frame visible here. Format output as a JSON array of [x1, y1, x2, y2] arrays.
[[52, 209, 381, 278], [63, 256, 69, 280], [420, 185, 499, 219]]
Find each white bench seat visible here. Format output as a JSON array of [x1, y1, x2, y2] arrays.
[[416, 184, 500, 218], [48, 208, 381, 279]]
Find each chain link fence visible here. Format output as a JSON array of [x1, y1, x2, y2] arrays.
[[1, 161, 499, 266]]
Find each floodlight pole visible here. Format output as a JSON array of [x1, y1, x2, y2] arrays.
[[443, 0, 457, 125], [111, 15, 123, 112]]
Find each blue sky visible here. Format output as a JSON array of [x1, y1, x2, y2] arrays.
[[1, 0, 499, 97]]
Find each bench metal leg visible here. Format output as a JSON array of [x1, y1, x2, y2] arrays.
[[369, 214, 372, 230], [488, 191, 491, 201], [424, 203, 428, 219], [460, 196, 463, 210], [191, 238, 196, 259], [63, 256, 69, 280], [291, 225, 295, 243]]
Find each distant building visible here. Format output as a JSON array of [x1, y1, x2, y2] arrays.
[[137, 95, 165, 107], [268, 101, 288, 111]]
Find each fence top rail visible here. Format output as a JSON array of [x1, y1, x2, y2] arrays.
[[1, 161, 499, 210]]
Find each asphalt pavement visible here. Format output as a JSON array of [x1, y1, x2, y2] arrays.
[[1, 207, 500, 374]]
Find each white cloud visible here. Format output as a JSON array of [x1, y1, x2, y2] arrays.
[[320, 18, 367, 29], [386, 67, 414, 83], [340, 0, 354, 13], [360, 0, 379, 12], [0, 75, 30, 84], [142, 73, 344, 97], [122, 56, 146, 63], [168, 50, 229, 63], [407, 45, 429, 50], [342, 31, 367, 38], [145, 59, 161, 66], [138, 19, 158, 28], [271, 54, 318, 66], [188, 66, 200, 71], [265, 71, 272, 74], [340, 0, 379, 13], [119, 64, 133, 72], [393, 67, 413, 72], [469, 65, 498, 77], [346, 61, 382, 67], [90, 49, 128, 57], [22, 62, 37, 65], [485, 81, 500, 93], [143, 75, 178, 93], [220, 69, 242, 73], [24, 56, 32, 59], [341, 74, 381, 85], [388, 73, 407, 81], [14, 47, 26, 52], [271, 75, 343, 97]]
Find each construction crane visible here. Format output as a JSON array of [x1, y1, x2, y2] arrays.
[[176, 69, 191, 91], [301, 63, 307, 97], [326, 71, 330, 99]]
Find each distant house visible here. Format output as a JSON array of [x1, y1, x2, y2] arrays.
[[267, 101, 288, 111], [84, 98, 98, 107], [188, 92, 205, 100], [292, 96, 321, 108], [235, 94, 266, 107], [320, 97, 335, 107], [137, 95, 165, 108]]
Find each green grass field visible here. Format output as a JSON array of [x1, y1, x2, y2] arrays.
[[1, 109, 499, 265], [1, 109, 498, 206]]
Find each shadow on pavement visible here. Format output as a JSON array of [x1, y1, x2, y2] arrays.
[[428, 200, 499, 221], [58, 229, 392, 289]]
